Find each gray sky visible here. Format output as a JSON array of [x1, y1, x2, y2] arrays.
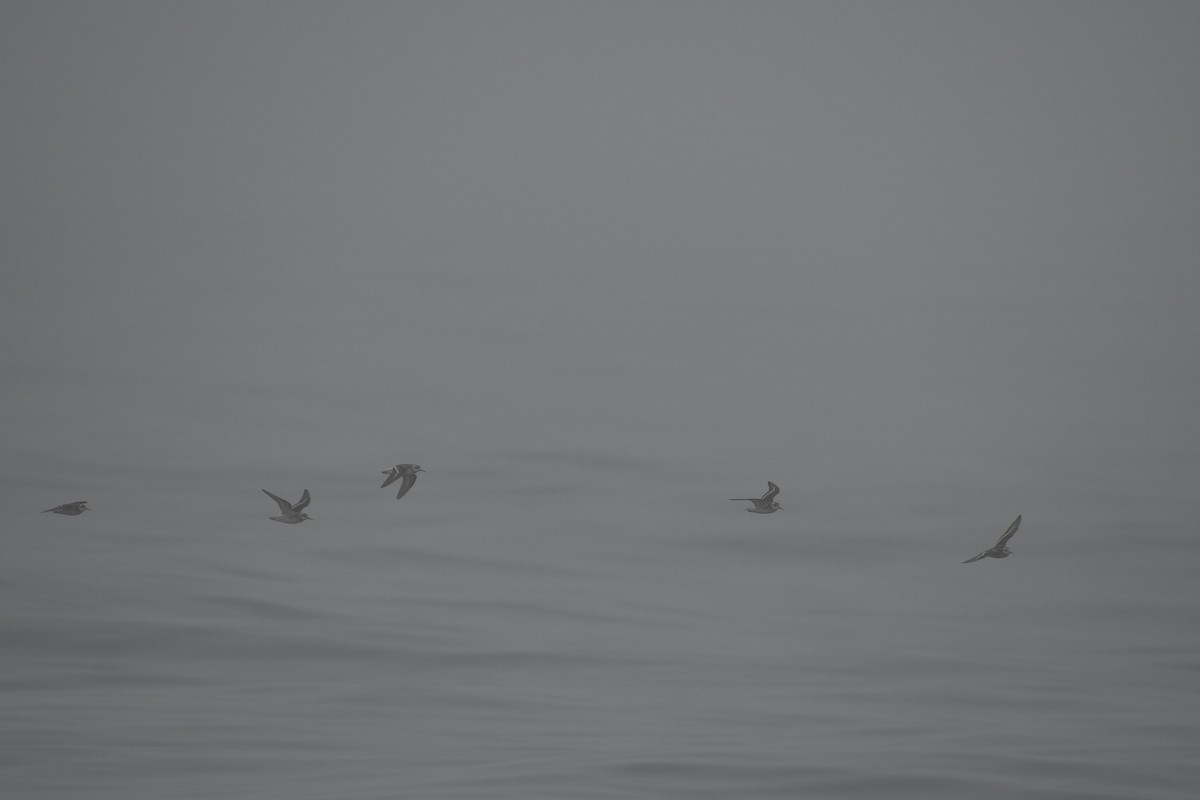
[[3, 2, 1197, 530]]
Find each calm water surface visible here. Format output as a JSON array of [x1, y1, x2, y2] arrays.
[[4, 427, 1197, 799]]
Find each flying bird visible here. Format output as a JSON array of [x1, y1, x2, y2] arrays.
[[730, 481, 783, 514], [262, 489, 313, 524], [43, 501, 89, 516], [962, 515, 1022, 563], [380, 463, 424, 499]]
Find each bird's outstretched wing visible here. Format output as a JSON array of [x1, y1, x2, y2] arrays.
[[995, 515, 1021, 547], [294, 490, 312, 512], [262, 489, 293, 514], [394, 473, 417, 499], [380, 467, 402, 489], [763, 482, 781, 501], [962, 551, 988, 564]]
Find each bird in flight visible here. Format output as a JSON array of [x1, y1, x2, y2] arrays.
[[43, 501, 89, 516], [730, 481, 783, 514], [262, 489, 313, 524], [962, 515, 1022, 563], [380, 463, 424, 499]]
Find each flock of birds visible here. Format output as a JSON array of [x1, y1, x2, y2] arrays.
[[723, 480, 1022, 563], [41, 466, 1023, 564]]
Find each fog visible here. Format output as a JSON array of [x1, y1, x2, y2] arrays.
[[3, 3, 1198, 798]]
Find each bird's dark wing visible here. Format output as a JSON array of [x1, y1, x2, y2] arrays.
[[394, 472, 417, 499], [962, 551, 988, 564], [995, 515, 1021, 547], [294, 490, 312, 512], [262, 489, 293, 514], [763, 482, 781, 501], [380, 467, 402, 488]]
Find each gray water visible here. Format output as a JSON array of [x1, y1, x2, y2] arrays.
[[6, 360, 1198, 799], [6, 436, 1198, 799], [4, 3, 1199, 798]]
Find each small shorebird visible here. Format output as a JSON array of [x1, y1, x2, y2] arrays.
[[962, 515, 1022, 563], [43, 501, 89, 516], [730, 481, 783, 514], [380, 463, 424, 499], [262, 489, 313, 524]]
